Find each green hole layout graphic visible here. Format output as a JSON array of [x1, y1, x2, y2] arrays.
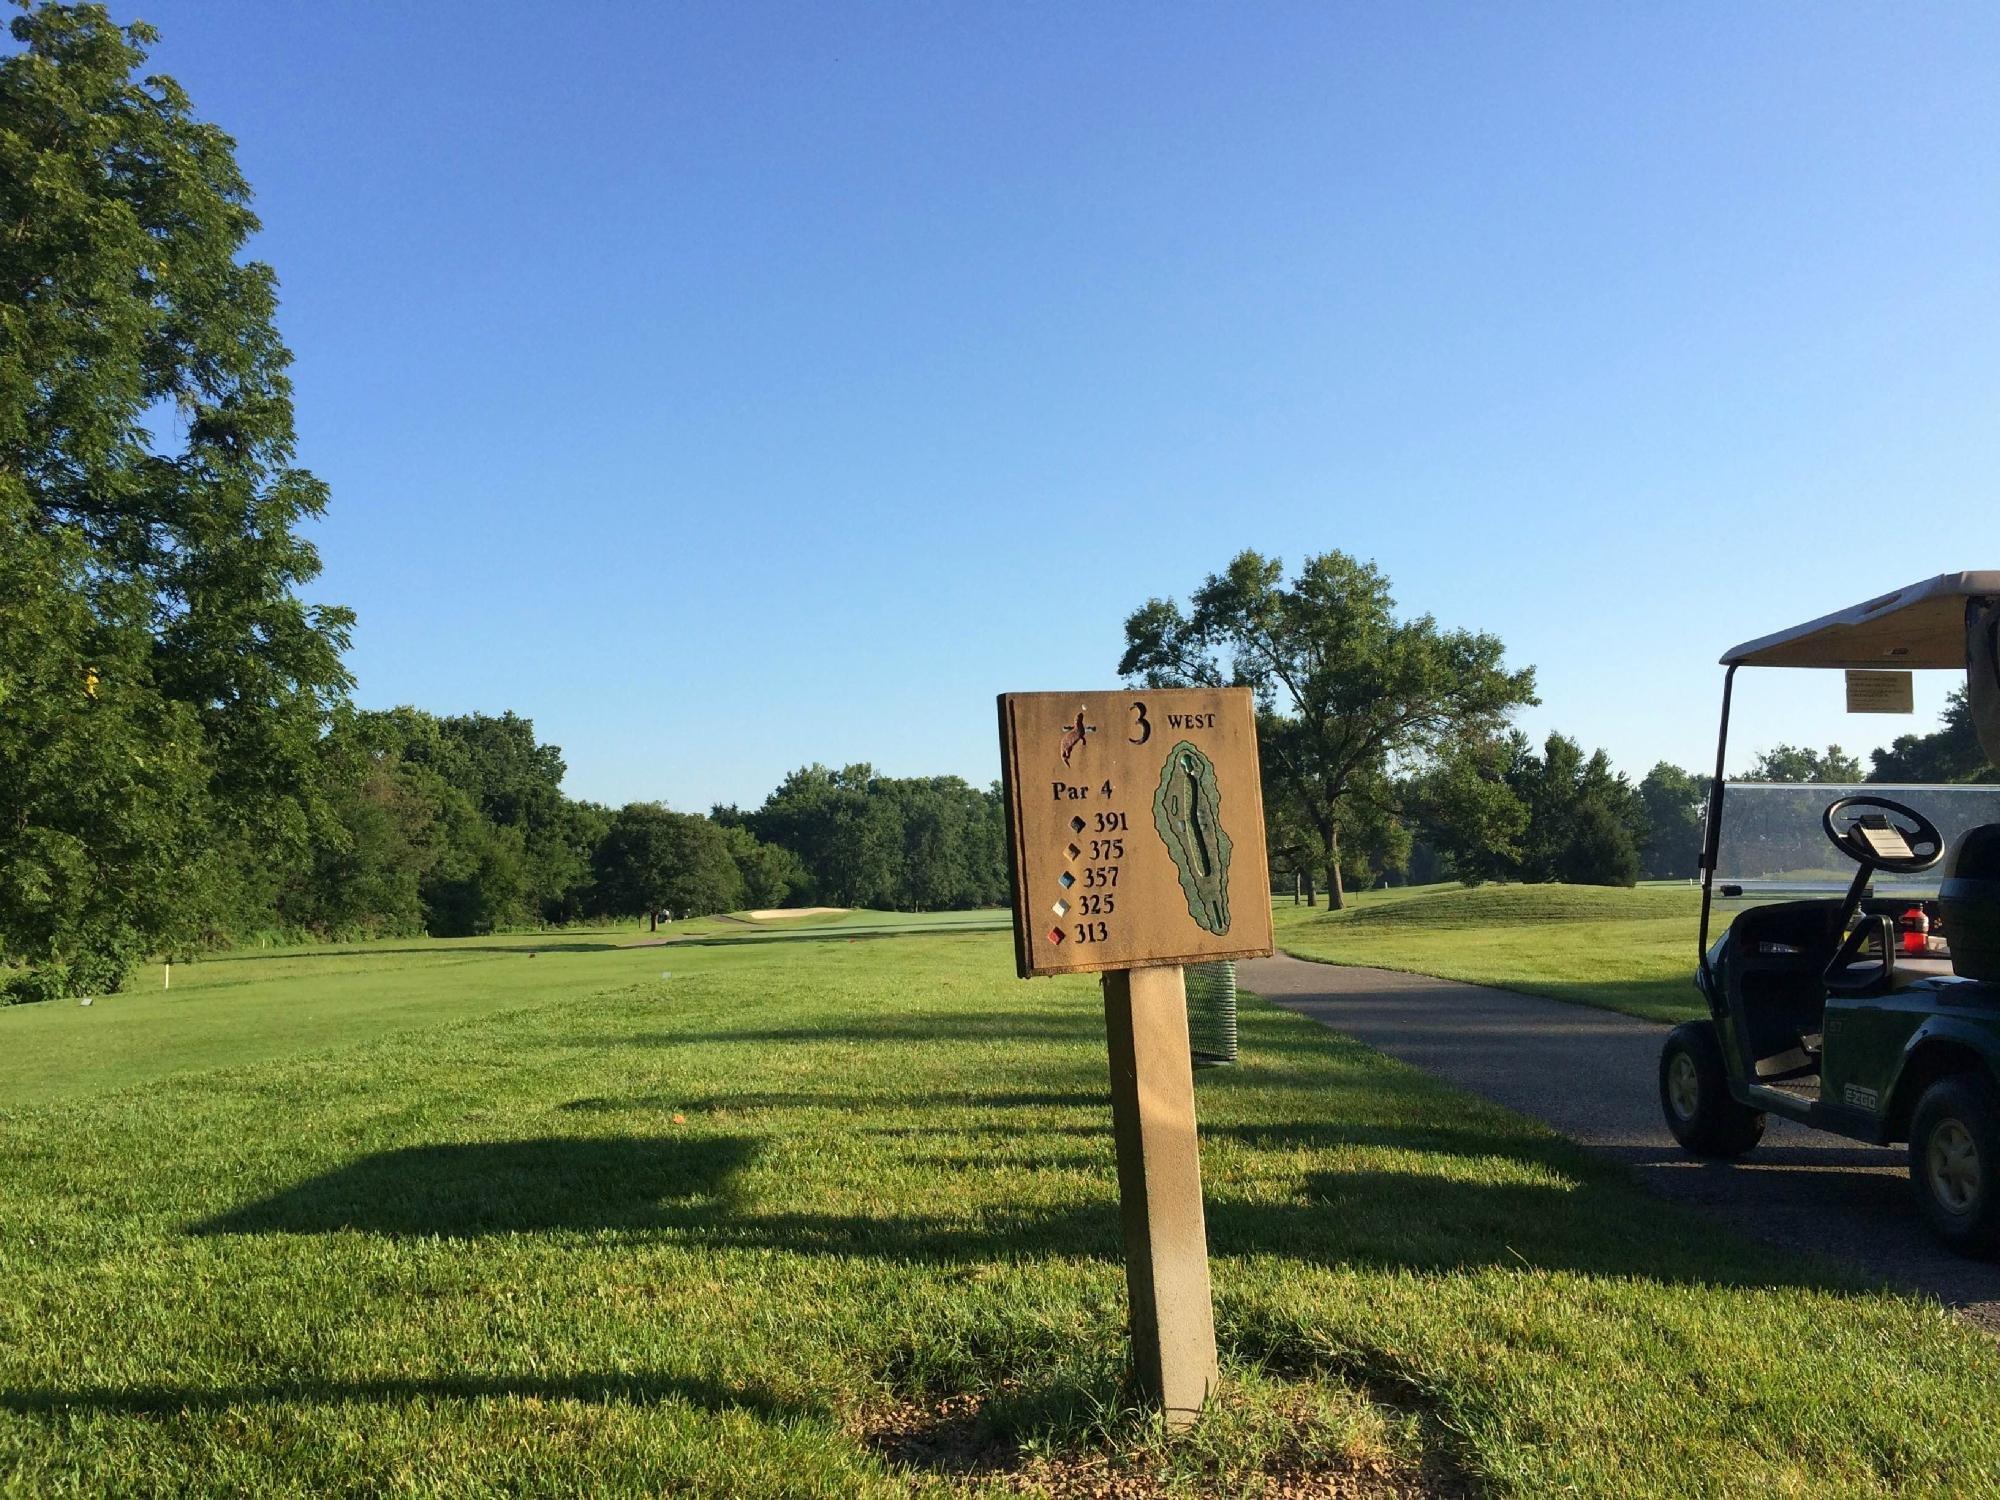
[[1152, 741, 1233, 934]]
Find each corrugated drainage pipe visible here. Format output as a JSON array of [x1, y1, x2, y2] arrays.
[[1187, 960, 1238, 1069]]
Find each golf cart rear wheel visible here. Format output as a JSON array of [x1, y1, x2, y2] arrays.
[[1659, 1020, 1765, 1158], [1909, 1074, 2000, 1258]]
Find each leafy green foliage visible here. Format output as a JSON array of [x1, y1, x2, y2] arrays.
[[1509, 733, 1644, 887], [717, 824, 805, 908], [592, 803, 746, 920], [1559, 799, 1641, 886], [1636, 762, 1709, 880], [732, 765, 1007, 910], [1120, 550, 1537, 906], [1, 4, 351, 994], [1409, 731, 1646, 888], [429, 711, 599, 919], [1405, 735, 1528, 885], [1870, 688, 1998, 784], [1742, 743, 1864, 783]]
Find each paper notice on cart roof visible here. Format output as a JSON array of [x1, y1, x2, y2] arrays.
[[1846, 670, 1915, 714]]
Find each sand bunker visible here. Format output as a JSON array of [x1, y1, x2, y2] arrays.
[[745, 906, 846, 921]]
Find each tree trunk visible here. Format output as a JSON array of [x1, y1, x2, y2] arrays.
[[1303, 866, 1316, 907], [1323, 825, 1346, 910]]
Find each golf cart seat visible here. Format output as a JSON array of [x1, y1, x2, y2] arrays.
[[1941, 824, 2000, 982], [1724, 901, 1842, 1077]]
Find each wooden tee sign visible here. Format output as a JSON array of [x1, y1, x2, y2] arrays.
[[997, 688, 1274, 978], [997, 687, 1271, 1424]]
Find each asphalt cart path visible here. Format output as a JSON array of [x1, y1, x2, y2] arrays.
[[1239, 953, 2000, 1333]]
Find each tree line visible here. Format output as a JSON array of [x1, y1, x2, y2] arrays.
[[298, 713, 1007, 944], [6, 685, 1009, 1001]]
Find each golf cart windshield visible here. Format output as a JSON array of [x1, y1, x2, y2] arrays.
[[1714, 782, 2000, 899]]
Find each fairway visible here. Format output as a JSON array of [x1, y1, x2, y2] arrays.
[[4, 923, 1997, 1496], [0, 911, 1008, 1110], [1273, 884, 1722, 1023]]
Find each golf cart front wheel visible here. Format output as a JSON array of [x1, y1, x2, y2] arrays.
[[1909, 1074, 2000, 1258], [1659, 1020, 1765, 1157]]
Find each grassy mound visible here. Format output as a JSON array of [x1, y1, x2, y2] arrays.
[[1331, 883, 1699, 930], [1275, 884, 1707, 1023]]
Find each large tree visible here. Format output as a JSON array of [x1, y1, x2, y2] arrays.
[[1509, 732, 1645, 886], [1119, 550, 1536, 906], [432, 711, 597, 921], [593, 804, 745, 924], [1870, 689, 1997, 785], [1407, 734, 1528, 886], [1411, 729, 1644, 889], [1636, 762, 1709, 880], [730, 765, 1007, 911], [1, 4, 352, 992]]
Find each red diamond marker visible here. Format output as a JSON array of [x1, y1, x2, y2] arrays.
[[1047, 926, 1066, 945]]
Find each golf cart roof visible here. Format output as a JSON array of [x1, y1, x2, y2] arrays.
[[1721, 572, 2000, 670]]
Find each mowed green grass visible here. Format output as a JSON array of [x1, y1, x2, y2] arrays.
[[0, 911, 1007, 1110], [1274, 884, 1722, 1023], [4, 926, 1998, 1496]]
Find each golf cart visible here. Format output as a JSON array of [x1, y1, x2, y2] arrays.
[[1662, 573, 2000, 1256]]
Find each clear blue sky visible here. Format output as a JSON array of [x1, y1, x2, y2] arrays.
[[97, 2, 2000, 808]]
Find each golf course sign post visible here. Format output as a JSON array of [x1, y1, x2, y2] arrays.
[[996, 688, 1273, 1426]]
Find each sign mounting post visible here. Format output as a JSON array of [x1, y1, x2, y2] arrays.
[[996, 688, 1273, 1426]]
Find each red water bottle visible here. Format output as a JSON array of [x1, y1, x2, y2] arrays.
[[1900, 905, 1931, 955]]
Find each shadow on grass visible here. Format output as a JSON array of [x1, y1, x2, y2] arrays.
[[593, 1171, 1836, 1290], [189, 1119, 1857, 1294], [192, 1136, 755, 1238], [0, 1369, 798, 1420]]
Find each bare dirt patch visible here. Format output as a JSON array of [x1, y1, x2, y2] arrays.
[[859, 1390, 1440, 1499]]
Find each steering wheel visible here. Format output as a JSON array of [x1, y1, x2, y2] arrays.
[[1821, 795, 1945, 874], [1819, 795, 1943, 995]]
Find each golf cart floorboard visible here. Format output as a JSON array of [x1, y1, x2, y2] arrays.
[[1743, 1082, 1886, 1143]]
